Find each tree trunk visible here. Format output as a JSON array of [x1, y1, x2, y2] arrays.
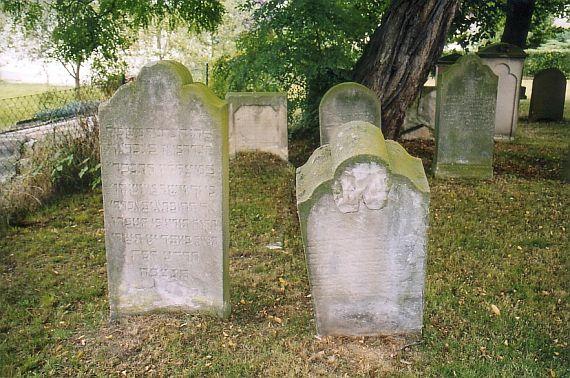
[[352, 0, 459, 139], [74, 62, 81, 99], [501, 0, 535, 48]]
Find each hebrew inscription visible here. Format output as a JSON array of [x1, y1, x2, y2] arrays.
[[99, 61, 229, 318], [433, 54, 498, 179]]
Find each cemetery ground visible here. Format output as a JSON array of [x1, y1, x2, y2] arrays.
[[1, 104, 569, 376]]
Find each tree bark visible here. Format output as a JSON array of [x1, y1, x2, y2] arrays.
[[501, 0, 535, 48], [352, 0, 459, 139]]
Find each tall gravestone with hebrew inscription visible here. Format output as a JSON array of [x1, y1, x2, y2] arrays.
[[226, 92, 288, 160], [99, 61, 230, 319], [433, 54, 498, 179], [319, 82, 381, 145], [529, 68, 566, 122], [296, 121, 430, 336]]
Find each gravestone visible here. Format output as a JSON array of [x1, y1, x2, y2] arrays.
[[478, 43, 526, 140], [99, 61, 230, 319], [401, 86, 436, 140], [436, 52, 462, 85], [296, 120, 430, 336], [529, 68, 566, 122], [433, 54, 497, 179], [319, 82, 381, 145], [226, 92, 288, 160]]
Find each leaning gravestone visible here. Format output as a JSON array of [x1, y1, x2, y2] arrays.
[[478, 43, 526, 140], [529, 68, 566, 122], [226, 92, 288, 160], [401, 86, 437, 140], [319, 82, 381, 145], [433, 54, 498, 179], [296, 120, 429, 336], [99, 61, 230, 319]]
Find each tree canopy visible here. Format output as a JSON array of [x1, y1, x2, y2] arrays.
[[0, 0, 225, 87]]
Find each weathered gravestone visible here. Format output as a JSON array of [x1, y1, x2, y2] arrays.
[[401, 86, 436, 140], [226, 92, 288, 160], [296, 120, 430, 336], [319, 82, 381, 145], [99, 61, 230, 319], [529, 68, 567, 122], [478, 43, 526, 140], [433, 54, 498, 179]]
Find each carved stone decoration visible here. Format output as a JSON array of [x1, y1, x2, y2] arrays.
[[296, 120, 430, 336]]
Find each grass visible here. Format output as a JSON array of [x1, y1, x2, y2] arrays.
[[0, 113, 569, 375], [0, 82, 103, 132], [0, 82, 71, 100]]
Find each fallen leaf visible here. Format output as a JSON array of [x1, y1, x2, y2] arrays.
[[490, 304, 501, 316]]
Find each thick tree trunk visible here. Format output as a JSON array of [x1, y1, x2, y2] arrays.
[[501, 0, 535, 48], [352, 0, 459, 139]]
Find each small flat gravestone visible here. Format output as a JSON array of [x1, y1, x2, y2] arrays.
[[319, 82, 381, 145], [296, 120, 430, 336], [433, 54, 498, 179], [529, 68, 566, 122], [226, 92, 288, 160], [99, 61, 230, 319]]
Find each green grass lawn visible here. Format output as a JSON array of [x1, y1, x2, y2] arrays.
[[0, 116, 568, 375], [0, 82, 72, 100], [0, 82, 102, 132]]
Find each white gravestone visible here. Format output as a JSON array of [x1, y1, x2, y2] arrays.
[[99, 61, 230, 319], [226, 92, 288, 160], [296, 121, 430, 336], [319, 82, 382, 145], [478, 43, 526, 140]]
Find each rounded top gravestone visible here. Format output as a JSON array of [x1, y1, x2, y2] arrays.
[[319, 82, 382, 146], [296, 121, 429, 336], [529, 68, 567, 122], [99, 60, 230, 319]]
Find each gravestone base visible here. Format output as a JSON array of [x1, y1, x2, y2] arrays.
[[433, 163, 493, 179]]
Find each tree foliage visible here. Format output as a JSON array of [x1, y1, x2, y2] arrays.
[[451, 0, 569, 49], [0, 0, 225, 87], [212, 0, 385, 131]]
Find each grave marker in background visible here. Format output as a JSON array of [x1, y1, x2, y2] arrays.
[[99, 61, 230, 319], [319, 82, 381, 145], [529, 68, 566, 122], [433, 54, 497, 179], [478, 43, 526, 140], [226, 92, 288, 160], [296, 121, 429, 336]]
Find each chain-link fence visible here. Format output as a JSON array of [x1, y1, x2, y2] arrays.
[[0, 86, 107, 185]]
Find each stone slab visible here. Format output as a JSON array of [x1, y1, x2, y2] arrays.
[[226, 92, 288, 160], [479, 43, 526, 140], [99, 60, 230, 319], [296, 120, 429, 336], [433, 54, 498, 179], [401, 86, 436, 140], [529, 68, 566, 122], [319, 82, 381, 145]]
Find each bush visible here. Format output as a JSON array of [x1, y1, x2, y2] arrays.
[[0, 117, 101, 227], [523, 50, 570, 77]]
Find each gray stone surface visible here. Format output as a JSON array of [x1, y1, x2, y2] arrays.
[[529, 68, 567, 122], [226, 92, 288, 160], [401, 86, 436, 140], [99, 60, 230, 319], [319, 82, 381, 145], [478, 43, 526, 140], [433, 54, 498, 179], [296, 121, 429, 336]]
